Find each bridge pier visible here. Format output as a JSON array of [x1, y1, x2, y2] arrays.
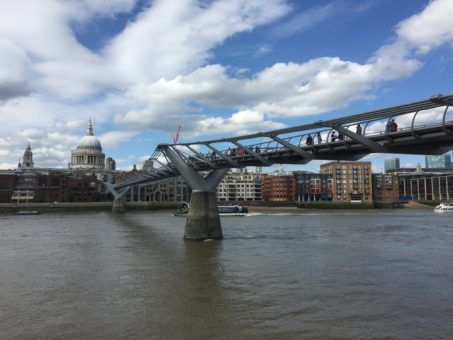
[[106, 184, 130, 214], [162, 146, 228, 240], [185, 191, 222, 240], [112, 196, 126, 213]]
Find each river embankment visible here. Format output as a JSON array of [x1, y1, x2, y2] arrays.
[[0, 202, 178, 214]]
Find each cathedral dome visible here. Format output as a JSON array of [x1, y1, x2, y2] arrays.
[[78, 135, 102, 150], [70, 118, 106, 170], [76, 119, 102, 150]]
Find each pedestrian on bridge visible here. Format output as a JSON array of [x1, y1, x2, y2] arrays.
[[306, 134, 313, 145], [316, 132, 322, 144], [331, 131, 337, 142], [356, 123, 362, 135]]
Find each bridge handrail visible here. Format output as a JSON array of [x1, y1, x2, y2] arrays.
[[113, 94, 453, 190]]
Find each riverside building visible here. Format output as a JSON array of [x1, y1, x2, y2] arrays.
[[372, 173, 399, 202], [320, 161, 372, 202], [216, 170, 262, 202], [293, 171, 333, 202], [0, 119, 117, 203], [398, 172, 453, 201], [262, 171, 296, 202]]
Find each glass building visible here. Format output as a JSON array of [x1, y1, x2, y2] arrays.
[[384, 157, 400, 172], [425, 152, 452, 169]]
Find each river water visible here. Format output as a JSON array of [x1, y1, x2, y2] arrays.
[[1, 209, 452, 339]]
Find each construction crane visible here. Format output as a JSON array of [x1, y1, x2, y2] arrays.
[[170, 125, 181, 144]]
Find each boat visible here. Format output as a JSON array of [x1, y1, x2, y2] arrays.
[[174, 202, 248, 216], [434, 202, 453, 213], [218, 205, 248, 216], [16, 210, 41, 215]]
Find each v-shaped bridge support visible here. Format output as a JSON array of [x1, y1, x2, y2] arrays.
[[162, 146, 228, 240], [106, 183, 131, 213]]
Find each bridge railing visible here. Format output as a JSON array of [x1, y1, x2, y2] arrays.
[[112, 94, 453, 189]]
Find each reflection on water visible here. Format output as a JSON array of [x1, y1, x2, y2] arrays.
[[1, 209, 453, 339]]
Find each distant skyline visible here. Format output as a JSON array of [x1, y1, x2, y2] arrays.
[[0, 0, 452, 171]]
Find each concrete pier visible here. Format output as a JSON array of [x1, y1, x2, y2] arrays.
[[184, 191, 222, 240], [112, 197, 126, 213]]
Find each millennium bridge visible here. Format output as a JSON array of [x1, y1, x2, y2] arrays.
[[107, 94, 453, 240]]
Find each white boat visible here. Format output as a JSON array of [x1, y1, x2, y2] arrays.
[[434, 202, 453, 213], [16, 210, 41, 215], [174, 202, 248, 216]]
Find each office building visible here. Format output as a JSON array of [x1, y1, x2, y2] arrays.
[[384, 157, 400, 172], [425, 153, 452, 169]]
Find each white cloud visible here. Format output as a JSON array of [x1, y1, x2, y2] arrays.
[[196, 110, 286, 136], [105, 0, 290, 83], [396, 0, 453, 54], [0, 39, 30, 100], [271, 2, 337, 37], [99, 130, 139, 148], [1, 0, 453, 170]]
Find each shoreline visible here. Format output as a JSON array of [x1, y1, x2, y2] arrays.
[[0, 200, 436, 214]]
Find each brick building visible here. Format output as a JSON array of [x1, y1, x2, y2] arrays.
[[262, 172, 296, 202], [372, 173, 399, 202], [293, 171, 333, 202], [0, 170, 100, 203], [320, 161, 372, 202], [0, 172, 16, 203]]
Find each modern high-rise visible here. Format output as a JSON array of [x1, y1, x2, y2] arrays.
[[384, 157, 400, 172], [425, 153, 452, 169], [320, 161, 372, 202], [106, 157, 116, 171]]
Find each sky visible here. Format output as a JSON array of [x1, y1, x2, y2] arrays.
[[0, 0, 452, 172]]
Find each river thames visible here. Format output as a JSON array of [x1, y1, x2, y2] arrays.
[[1, 209, 452, 339]]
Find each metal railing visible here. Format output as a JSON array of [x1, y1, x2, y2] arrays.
[[112, 94, 453, 189]]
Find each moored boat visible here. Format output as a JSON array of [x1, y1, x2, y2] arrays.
[[434, 202, 453, 213], [174, 202, 248, 216], [16, 210, 41, 215]]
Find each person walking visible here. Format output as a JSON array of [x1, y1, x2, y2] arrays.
[[316, 132, 322, 144], [356, 123, 362, 135], [331, 131, 337, 142]]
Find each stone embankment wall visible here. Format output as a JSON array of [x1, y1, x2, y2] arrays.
[[0, 202, 178, 213]]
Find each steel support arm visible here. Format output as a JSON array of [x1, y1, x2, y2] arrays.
[[162, 145, 227, 191], [171, 146, 198, 168], [325, 124, 387, 153], [231, 140, 270, 165], [153, 158, 174, 172], [270, 135, 313, 159], [105, 183, 130, 199], [185, 145, 216, 168], [205, 143, 240, 167]]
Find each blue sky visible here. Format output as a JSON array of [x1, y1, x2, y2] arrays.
[[0, 0, 452, 172]]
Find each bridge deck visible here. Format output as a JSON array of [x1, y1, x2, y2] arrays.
[[111, 94, 453, 190]]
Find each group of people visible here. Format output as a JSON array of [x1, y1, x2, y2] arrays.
[[305, 123, 364, 145], [387, 119, 398, 133], [211, 120, 398, 158], [226, 145, 261, 157]]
